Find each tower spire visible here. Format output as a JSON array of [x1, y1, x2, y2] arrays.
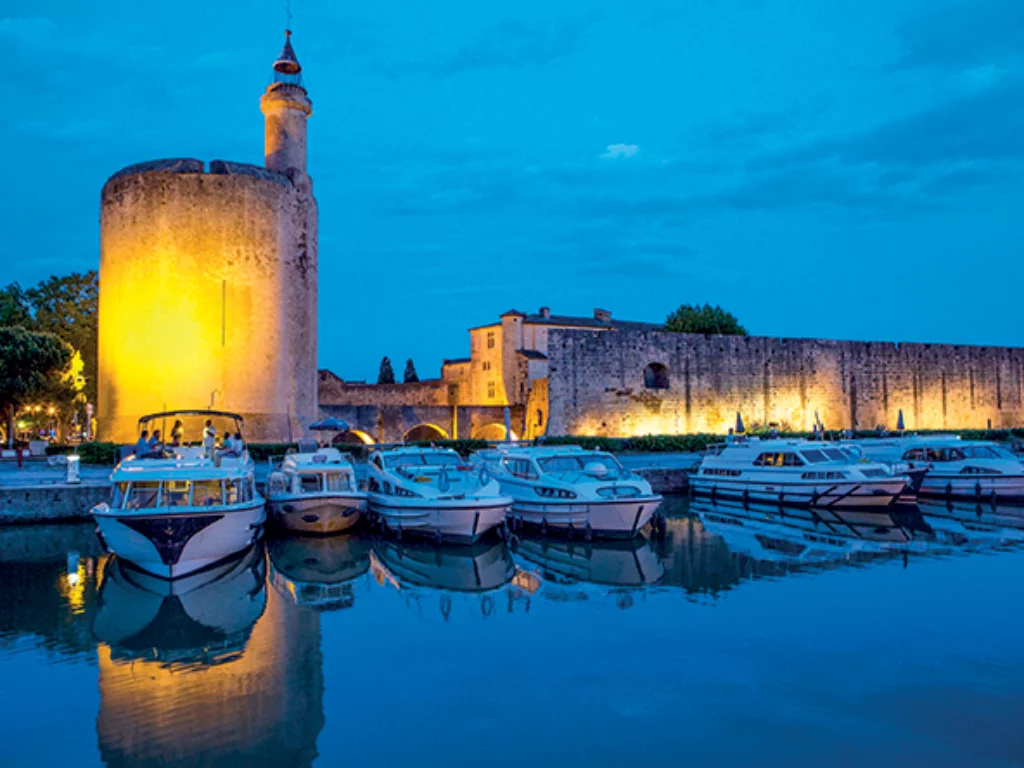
[[261, 28, 313, 174]]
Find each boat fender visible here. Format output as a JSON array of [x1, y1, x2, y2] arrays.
[[440, 595, 452, 621], [946, 482, 953, 497], [439, 466, 451, 493], [567, 522, 574, 540], [975, 482, 982, 498], [584, 522, 593, 542], [395, 525, 403, 541], [434, 529, 442, 545], [481, 595, 494, 617], [742, 488, 750, 508], [540, 519, 548, 537], [478, 465, 491, 487]]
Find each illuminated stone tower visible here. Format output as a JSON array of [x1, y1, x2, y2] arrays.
[[97, 31, 318, 442]]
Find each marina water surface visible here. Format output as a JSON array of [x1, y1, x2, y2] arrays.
[[2, 496, 1024, 767]]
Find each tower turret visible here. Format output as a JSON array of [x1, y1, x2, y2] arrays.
[[260, 30, 313, 174]]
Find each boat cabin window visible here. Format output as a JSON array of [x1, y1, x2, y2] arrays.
[[112, 482, 128, 508], [162, 480, 191, 507], [324, 473, 347, 492], [300, 474, 322, 493], [385, 453, 460, 469], [126, 481, 160, 509], [538, 454, 622, 474], [241, 478, 254, 502], [224, 479, 239, 504], [902, 448, 927, 461], [753, 452, 804, 467], [503, 458, 539, 479], [800, 449, 828, 463], [268, 476, 286, 495], [193, 480, 223, 507], [821, 449, 847, 461], [962, 445, 1006, 459], [907, 447, 966, 462]]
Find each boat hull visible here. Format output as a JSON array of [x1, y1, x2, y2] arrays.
[[93, 502, 266, 579], [368, 497, 511, 544], [689, 477, 905, 509], [508, 496, 662, 538], [269, 493, 366, 534], [918, 474, 1024, 503]]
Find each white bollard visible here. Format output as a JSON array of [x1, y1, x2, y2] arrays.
[[65, 454, 81, 484]]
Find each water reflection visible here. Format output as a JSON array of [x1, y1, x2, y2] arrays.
[[94, 546, 266, 666], [0, 522, 104, 661], [514, 535, 664, 587], [3, 498, 1024, 766], [94, 541, 325, 768], [268, 534, 371, 611], [371, 537, 514, 622]]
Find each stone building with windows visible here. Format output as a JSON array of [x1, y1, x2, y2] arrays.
[[319, 307, 657, 442]]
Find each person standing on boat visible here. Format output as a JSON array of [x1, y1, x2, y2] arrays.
[[170, 419, 185, 447], [202, 420, 216, 458], [134, 430, 149, 457]]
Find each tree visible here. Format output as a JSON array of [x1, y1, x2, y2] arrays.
[[664, 303, 747, 336], [378, 356, 396, 384], [403, 359, 419, 383], [25, 271, 99, 403], [0, 282, 31, 327], [0, 327, 74, 447]]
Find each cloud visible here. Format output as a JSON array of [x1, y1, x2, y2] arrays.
[[601, 143, 639, 160]]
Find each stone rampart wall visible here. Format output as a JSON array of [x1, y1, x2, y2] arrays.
[[546, 330, 1024, 436]]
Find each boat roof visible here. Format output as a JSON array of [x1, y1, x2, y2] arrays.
[[112, 451, 252, 481], [479, 445, 611, 459], [371, 446, 460, 457], [137, 409, 245, 425], [283, 449, 353, 470]]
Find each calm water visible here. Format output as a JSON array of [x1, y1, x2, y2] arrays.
[[3, 496, 1024, 767]]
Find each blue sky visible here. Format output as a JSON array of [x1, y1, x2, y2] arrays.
[[2, 0, 1023, 380]]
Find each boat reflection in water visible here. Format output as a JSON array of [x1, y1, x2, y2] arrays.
[[513, 534, 664, 588], [370, 537, 514, 621], [917, 499, 1024, 550], [93, 542, 326, 768], [268, 534, 371, 611], [689, 498, 917, 572], [94, 545, 267, 665]]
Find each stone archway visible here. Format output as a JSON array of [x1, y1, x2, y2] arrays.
[[403, 423, 450, 443], [471, 423, 518, 442], [332, 429, 375, 445], [643, 362, 670, 390]]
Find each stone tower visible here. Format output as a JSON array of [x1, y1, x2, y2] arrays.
[[97, 31, 318, 442]]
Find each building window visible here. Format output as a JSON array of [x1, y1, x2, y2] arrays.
[[487, 381, 496, 399], [487, 331, 495, 349], [643, 362, 670, 390], [482, 361, 491, 371]]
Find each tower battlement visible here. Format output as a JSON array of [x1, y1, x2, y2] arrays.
[[104, 159, 295, 190]]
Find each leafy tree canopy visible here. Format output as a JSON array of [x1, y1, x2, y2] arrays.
[[378, 356, 396, 384], [403, 359, 419, 383], [0, 327, 74, 446], [664, 303, 747, 336], [0, 271, 98, 403]]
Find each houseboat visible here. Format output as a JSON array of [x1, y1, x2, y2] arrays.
[[266, 443, 366, 534], [472, 445, 663, 538], [846, 436, 1024, 503], [91, 410, 265, 579], [691, 438, 908, 508], [366, 447, 512, 543]]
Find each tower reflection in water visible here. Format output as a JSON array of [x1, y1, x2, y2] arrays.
[[93, 543, 325, 768]]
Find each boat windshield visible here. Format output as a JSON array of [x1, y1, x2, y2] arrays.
[[799, 448, 849, 464], [537, 454, 623, 475], [385, 452, 462, 469]]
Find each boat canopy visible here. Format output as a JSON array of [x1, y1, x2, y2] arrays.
[[137, 410, 246, 438]]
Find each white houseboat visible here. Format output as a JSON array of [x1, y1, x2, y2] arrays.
[[366, 447, 512, 543], [691, 438, 908, 508], [266, 443, 366, 534], [473, 445, 663, 539], [846, 436, 1024, 503], [91, 410, 266, 579]]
